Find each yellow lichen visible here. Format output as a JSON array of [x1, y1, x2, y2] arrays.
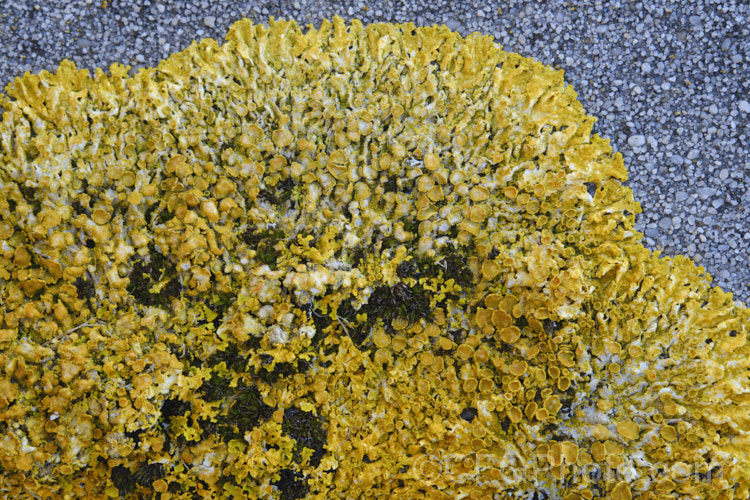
[[0, 14, 749, 500]]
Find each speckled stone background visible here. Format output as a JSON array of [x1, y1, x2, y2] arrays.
[[1, 0, 748, 305]]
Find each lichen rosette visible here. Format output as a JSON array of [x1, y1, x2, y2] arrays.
[[0, 16, 748, 500]]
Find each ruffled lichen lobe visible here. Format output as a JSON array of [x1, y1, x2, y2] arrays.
[[0, 15, 748, 499]]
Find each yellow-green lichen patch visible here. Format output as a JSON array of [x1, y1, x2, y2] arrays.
[[1, 15, 749, 500]]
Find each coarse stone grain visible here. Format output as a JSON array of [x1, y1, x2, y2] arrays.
[[627, 135, 646, 147]]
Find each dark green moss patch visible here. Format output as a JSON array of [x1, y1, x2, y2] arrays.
[[383, 175, 399, 193], [206, 343, 247, 373], [257, 189, 278, 205], [272, 469, 309, 500], [18, 184, 42, 215], [516, 316, 529, 331], [126, 243, 181, 307], [276, 177, 297, 207], [160, 397, 191, 420], [366, 282, 432, 328], [155, 208, 172, 225], [316, 278, 436, 346], [73, 276, 96, 301], [198, 373, 274, 441], [110, 464, 136, 497], [332, 298, 369, 345], [348, 245, 367, 267], [241, 226, 286, 270], [133, 462, 165, 488], [223, 385, 275, 439], [501, 416, 512, 433], [255, 355, 311, 384], [71, 199, 89, 215], [211, 292, 234, 329], [257, 177, 296, 209], [437, 247, 474, 289], [159, 396, 192, 452], [396, 247, 473, 291], [198, 372, 232, 403], [282, 407, 327, 467], [543, 319, 559, 336], [530, 491, 550, 500], [124, 429, 145, 447], [144, 201, 172, 227]]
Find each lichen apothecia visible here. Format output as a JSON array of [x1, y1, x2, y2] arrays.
[[0, 15, 748, 500]]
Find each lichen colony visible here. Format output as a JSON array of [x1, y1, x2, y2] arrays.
[[0, 16, 748, 499]]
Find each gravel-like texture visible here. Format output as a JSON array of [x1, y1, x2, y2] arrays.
[[1, 0, 748, 305]]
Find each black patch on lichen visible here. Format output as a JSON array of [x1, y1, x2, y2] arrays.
[[543, 320, 559, 336], [195, 291, 235, 331], [291, 297, 331, 344], [133, 462, 165, 488], [585, 182, 597, 197], [255, 355, 312, 384], [530, 491, 550, 500], [276, 177, 297, 208], [159, 397, 192, 452], [257, 189, 279, 205], [367, 282, 432, 331], [438, 248, 474, 290], [112, 201, 128, 219], [126, 243, 181, 307], [72, 199, 89, 215], [207, 343, 247, 372], [143, 203, 157, 224], [110, 464, 136, 497], [73, 276, 97, 301], [516, 316, 529, 330], [401, 216, 420, 239], [395, 259, 419, 279], [349, 245, 367, 267], [124, 429, 145, 447], [161, 397, 191, 420], [559, 390, 575, 420], [225, 385, 275, 438], [383, 175, 399, 193], [501, 417, 512, 433], [282, 407, 327, 467], [199, 372, 274, 441], [199, 372, 232, 403], [155, 208, 172, 225], [460, 407, 478, 423], [332, 298, 370, 345], [396, 248, 473, 291], [272, 469, 309, 500], [257, 177, 296, 209], [241, 226, 285, 270], [18, 184, 42, 215], [698, 465, 722, 482]]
